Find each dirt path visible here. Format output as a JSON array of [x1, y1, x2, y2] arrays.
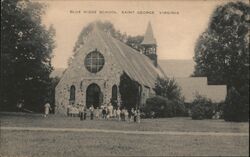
[[1, 126, 249, 136]]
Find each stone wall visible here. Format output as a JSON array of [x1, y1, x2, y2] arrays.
[[55, 30, 157, 114], [55, 41, 123, 115]]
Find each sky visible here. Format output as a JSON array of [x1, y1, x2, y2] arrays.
[[40, 0, 243, 69]]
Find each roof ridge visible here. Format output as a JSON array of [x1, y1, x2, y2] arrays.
[[100, 30, 165, 87], [65, 22, 165, 88]]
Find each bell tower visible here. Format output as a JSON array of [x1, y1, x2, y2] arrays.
[[140, 22, 157, 67]]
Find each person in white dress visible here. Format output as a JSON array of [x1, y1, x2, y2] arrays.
[[17, 100, 24, 112], [124, 109, 129, 122], [107, 104, 113, 118], [44, 102, 51, 117], [95, 107, 100, 119], [113, 109, 117, 119], [89, 105, 94, 120], [116, 108, 121, 121], [79, 105, 84, 120], [136, 109, 141, 123]]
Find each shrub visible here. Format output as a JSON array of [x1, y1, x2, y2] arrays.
[[142, 96, 169, 118], [223, 87, 249, 122], [141, 96, 188, 118], [214, 102, 224, 119], [163, 99, 175, 117], [191, 95, 215, 120], [154, 77, 182, 101], [173, 100, 189, 117], [143, 76, 188, 118]]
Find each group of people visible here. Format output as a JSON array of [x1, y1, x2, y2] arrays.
[[17, 100, 141, 123], [67, 103, 141, 123]]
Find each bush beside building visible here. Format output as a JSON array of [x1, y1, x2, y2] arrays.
[[191, 95, 215, 120], [141, 96, 188, 118]]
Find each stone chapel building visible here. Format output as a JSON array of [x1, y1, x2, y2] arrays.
[[55, 22, 165, 114]]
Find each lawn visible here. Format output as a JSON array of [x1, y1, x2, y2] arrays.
[[0, 112, 249, 157], [1, 112, 248, 133]]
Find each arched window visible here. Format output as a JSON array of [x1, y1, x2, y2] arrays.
[[69, 85, 76, 101], [111, 85, 118, 107]]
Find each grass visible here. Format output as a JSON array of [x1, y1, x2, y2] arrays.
[[0, 112, 249, 156], [0, 112, 249, 133]]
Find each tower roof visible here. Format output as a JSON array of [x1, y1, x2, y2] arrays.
[[141, 22, 157, 45]]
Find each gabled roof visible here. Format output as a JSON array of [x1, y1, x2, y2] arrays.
[[141, 22, 157, 45], [158, 60, 195, 77], [73, 23, 165, 88], [97, 27, 164, 88], [175, 77, 227, 103]]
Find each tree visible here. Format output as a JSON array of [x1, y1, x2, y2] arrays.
[[47, 76, 60, 113], [142, 95, 187, 118], [143, 96, 174, 118], [1, 0, 55, 112], [126, 35, 144, 51], [73, 20, 144, 54], [223, 87, 249, 121], [119, 73, 140, 110], [154, 76, 182, 101], [191, 95, 215, 120], [73, 21, 126, 52], [193, 2, 249, 121], [143, 76, 187, 118]]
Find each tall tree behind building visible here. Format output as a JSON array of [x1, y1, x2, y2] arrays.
[[1, 0, 55, 112], [73, 21, 143, 54], [126, 35, 144, 51], [193, 2, 249, 121]]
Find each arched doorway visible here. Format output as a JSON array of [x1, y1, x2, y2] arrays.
[[86, 83, 102, 108]]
